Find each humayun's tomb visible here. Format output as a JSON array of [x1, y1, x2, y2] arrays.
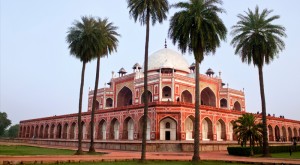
[[18, 47, 300, 151]]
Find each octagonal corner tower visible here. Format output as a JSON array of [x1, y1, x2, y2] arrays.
[[146, 48, 190, 73]]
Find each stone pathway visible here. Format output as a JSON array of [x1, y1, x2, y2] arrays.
[[0, 142, 299, 165]]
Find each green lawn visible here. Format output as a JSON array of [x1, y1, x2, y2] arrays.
[[0, 145, 75, 155], [270, 151, 300, 159]]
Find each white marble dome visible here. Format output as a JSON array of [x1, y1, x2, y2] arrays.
[[146, 48, 190, 73]]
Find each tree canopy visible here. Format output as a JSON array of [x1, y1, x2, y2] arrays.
[[0, 112, 11, 136]]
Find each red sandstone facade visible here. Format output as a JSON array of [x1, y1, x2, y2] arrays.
[[19, 48, 300, 143]]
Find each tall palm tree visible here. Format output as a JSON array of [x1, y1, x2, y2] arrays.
[[168, 0, 227, 162], [231, 6, 286, 157], [127, 0, 169, 161], [66, 16, 101, 155], [233, 113, 263, 156], [89, 18, 119, 153]]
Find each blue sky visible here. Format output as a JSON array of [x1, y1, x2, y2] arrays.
[[1, 0, 299, 125]]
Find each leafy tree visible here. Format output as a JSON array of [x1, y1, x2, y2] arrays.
[[66, 16, 101, 155], [233, 113, 263, 156], [89, 18, 119, 153], [168, 0, 226, 162], [127, 0, 169, 161], [0, 112, 11, 136], [8, 124, 19, 138], [231, 6, 286, 157]]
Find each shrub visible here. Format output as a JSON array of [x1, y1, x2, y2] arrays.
[[228, 145, 300, 156]]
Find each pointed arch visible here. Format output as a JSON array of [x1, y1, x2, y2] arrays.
[[39, 125, 44, 138], [288, 127, 293, 141], [202, 117, 213, 141], [123, 117, 134, 140], [56, 123, 62, 139], [34, 125, 39, 138], [201, 87, 216, 107], [220, 98, 227, 108], [110, 118, 120, 140], [282, 126, 287, 142], [141, 91, 152, 104], [294, 128, 298, 137], [233, 101, 241, 111], [228, 121, 235, 141], [275, 125, 280, 141], [162, 86, 171, 98], [70, 122, 76, 139], [81, 121, 86, 140], [50, 124, 55, 139], [138, 116, 150, 140], [30, 126, 34, 138], [268, 125, 274, 141], [185, 115, 194, 140], [106, 98, 113, 108], [117, 86, 133, 107], [44, 124, 49, 139], [216, 119, 226, 141], [159, 117, 177, 140], [97, 119, 107, 140], [63, 123, 68, 139], [181, 90, 192, 103]]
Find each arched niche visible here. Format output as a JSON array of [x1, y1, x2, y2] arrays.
[[220, 98, 227, 108], [106, 98, 113, 108], [216, 119, 226, 141], [141, 91, 152, 104], [117, 87, 133, 107], [201, 87, 216, 107], [185, 116, 194, 140], [138, 116, 150, 140], [202, 117, 213, 141], [162, 86, 172, 99], [181, 90, 192, 103], [97, 120, 107, 140], [233, 101, 241, 111], [159, 117, 177, 140]]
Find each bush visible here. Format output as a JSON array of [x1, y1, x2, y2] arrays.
[[228, 145, 300, 156]]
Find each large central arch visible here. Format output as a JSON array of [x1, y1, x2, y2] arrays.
[[117, 87, 133, 107], [201, 87, 216, 107], [160, 117, 177, 140], [181, 90, 192, 103]]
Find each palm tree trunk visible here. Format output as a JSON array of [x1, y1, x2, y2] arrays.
[[89, 56, 101, 153], [192, 60, 200, 162], [141, 7, 150, 162], [76, 61, 86, 155], [258, 65, 270, 157]]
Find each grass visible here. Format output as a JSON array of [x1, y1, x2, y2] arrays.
[[270, 151, 300, 159], [0, 145, 75, 155]]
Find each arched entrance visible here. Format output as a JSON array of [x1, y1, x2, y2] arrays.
[[233, 101, 241, 111], [106, 98, 113, 108], [110, 119, 120, 140], [141, 91, 152, 104], [117, 87, 133, 107], [56, 123, 62, 139], [138, 116, 150, 140], [181, 90, 192, 103], [185, 116, 194, 140], [217, 119, 226, 141], [220, 98, 227, 108], [275, 125, 280, 141], [202, 117, 213, 141], [81, 121, 86, 140], [50, 124, 55, 139], [44, 125, 49, 139], [35, 125, 39, 138], [160, 117, 177, 140], [282, 126, 287, 142], [201, 87, 216, 107], [294, 128, 298, 137], [228, 121, 235, 141], [63, 123, 68, 139], [288, 127, 292, 141], [162, 86, 172, 99], [30, 126, 34, 138], [98, 120, 106, 140], [70, 122, 76, 139], [39, 125, 44, 138], [268, 125, 274, 141], [123, 117, 134, 140]]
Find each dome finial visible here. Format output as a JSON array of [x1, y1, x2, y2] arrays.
[[164, 38, 167, 48]]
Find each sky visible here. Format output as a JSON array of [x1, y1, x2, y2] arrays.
[[1, 0, 300, 125]]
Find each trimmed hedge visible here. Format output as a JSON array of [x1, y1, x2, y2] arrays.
[[228, 145, 300, 156]]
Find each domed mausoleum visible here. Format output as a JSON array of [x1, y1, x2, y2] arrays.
[[19, 47, 300, 151]]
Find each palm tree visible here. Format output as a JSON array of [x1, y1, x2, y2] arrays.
[[233, 113, 263, 156], [168, 0, 227, 162], [127, 0, 169, 161], [231, 6, 286, 157], [89, 18, 119, 153], [66, 16, 101, 155]]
